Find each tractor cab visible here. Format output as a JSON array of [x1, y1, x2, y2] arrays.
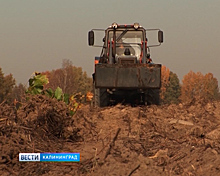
[[89, 22, 163, 65]]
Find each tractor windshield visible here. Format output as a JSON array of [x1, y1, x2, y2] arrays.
[[108, 30, 143, 59]]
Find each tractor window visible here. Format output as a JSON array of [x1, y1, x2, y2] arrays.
[[108, 30, 143, 59]]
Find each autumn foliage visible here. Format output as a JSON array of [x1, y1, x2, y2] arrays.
[[180, 71, 219, 103], [0, 67, 15, 103], [160, 65, 170, 100], [43, 59, 92, 95], [160, 65, 181, 104]]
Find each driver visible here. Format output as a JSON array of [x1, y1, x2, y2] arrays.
[[116, 39, 135, 56]]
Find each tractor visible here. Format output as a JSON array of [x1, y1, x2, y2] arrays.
[[88, 22, 163, 107]]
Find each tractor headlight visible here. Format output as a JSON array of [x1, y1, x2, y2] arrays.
[[134, 23, 140, 29], [112, 22, 118, 29]]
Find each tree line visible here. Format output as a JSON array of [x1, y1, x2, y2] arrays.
[[160, 65, 219, 104], [0, 61, 219, 105], [0, 59, 92, 104]]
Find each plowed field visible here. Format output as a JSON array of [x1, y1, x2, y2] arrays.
[[1, 95, 220, 176]]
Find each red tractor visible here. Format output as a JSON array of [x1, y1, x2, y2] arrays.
[[88, 22, 163, 107]]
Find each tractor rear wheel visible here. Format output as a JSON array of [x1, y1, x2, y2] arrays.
[[93, 85, 109, 107], [145, 89, 160, 105]]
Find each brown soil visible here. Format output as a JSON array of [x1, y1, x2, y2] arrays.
[[1, 95, 220, 176]]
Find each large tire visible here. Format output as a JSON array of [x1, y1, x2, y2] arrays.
[[145, 89, 160, 105], [93, 85, 109, 107]]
